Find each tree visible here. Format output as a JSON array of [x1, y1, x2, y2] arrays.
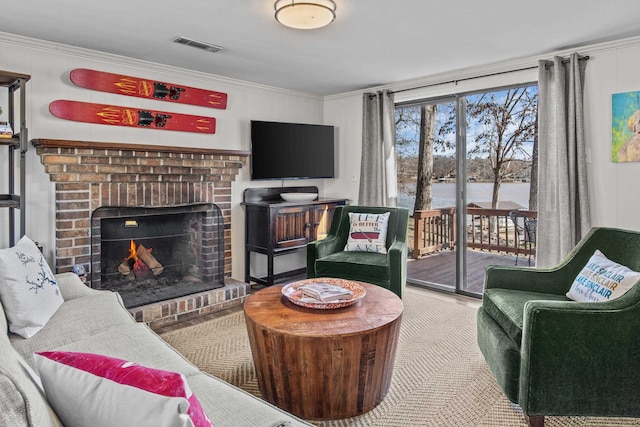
[[396, 104, 454, 212], [414, 105, 436, 210], [466, 87, 537, 208], [395, 106, 421, 196]]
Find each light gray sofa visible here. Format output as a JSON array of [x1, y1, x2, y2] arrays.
[[1, 272, 312, 427]]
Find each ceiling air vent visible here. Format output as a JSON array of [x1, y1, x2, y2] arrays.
[[172, 37, 224, 53]]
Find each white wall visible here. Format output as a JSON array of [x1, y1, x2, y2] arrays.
[[323, 36, 640, 233], [584, 40, 640, 228], [322, 94, 362, 201], [0, 32, 327, 280]]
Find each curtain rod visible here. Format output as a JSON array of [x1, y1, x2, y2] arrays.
[[387, 55, 589, 96]]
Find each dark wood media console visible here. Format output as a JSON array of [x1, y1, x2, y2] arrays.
[[242, 186, 347, 286]]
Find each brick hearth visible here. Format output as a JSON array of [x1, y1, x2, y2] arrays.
[[33, 138, 250, 325], [129, 279, 248, 330]]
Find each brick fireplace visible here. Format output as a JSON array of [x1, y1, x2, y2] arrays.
[[33, 138, 250, 328], [92, 203, 225, 308]]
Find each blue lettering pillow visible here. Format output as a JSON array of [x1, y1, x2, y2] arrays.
[[344, 212, 390, 254], [566, 250, 640, 302]]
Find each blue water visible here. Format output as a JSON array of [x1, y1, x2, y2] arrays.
[[398, 182, 531, 210]]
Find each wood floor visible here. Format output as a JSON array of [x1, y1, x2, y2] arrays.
[[407, 249, 530, 294]]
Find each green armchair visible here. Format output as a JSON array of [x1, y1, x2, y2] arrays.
[[307, 205, 409, 298], [477, 227, 640, 427]]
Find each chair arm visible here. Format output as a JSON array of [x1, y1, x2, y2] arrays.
[[388, 239, 407, 264], [518, 287, 640, 416], [313, 235, 344, 258], [484, 264, 579, 295], [387, 239, 407, 298], [307, 236, 344, 278], [485, 227, 633, 295]]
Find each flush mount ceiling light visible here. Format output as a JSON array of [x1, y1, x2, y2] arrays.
[[274, 0, 336, 30]]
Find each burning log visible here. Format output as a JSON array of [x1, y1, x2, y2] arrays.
[[118, 260, 132, 276], [137, 244, 164, 276], [117, 240, 164, 277]]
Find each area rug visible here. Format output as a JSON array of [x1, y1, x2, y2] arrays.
[[159, 288, 640, 427]]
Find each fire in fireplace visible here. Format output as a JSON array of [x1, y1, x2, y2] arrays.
[[118, 239, 164, 278], [90, 204, 224, 308]]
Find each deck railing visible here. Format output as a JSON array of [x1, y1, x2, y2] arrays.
[[411, 207, 537, 259], [412, 208, 456, 258]]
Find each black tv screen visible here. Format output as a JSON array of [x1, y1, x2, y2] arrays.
[[250, 120, 335, 180]]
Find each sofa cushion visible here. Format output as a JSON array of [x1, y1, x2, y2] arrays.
[[482, 288, 569, 344], [53, 320, 314, 426], [53, 323, 201, 377], [34, 351, 212, 427], [0, 332, 58, 427], [187, 372, 311, 427], [10, 291, 135, 365], [566, 249, 640, 302], [315, 251, 389, 285], [0, 236, 64, 338]]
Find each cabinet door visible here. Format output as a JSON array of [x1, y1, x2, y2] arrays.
[[274, 206, 310, 250], [312, 203, 338, 241]]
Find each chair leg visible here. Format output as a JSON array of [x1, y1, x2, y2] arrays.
[[524, 415, 544, 427]]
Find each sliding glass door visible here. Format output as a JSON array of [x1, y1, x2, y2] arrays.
[[397, 98, 458, 291], [397, 84, 538, 296]]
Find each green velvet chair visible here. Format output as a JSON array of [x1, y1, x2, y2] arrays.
[[477, 227, 640, 427], [307, 205, 409, 298]]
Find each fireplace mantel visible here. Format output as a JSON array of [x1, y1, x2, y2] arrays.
[[32, 138, 251, 157]]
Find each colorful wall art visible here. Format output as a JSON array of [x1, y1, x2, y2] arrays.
[[612, 91, 640, 162]]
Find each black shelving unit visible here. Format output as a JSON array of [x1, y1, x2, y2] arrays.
[[0, 70, 30, 246]]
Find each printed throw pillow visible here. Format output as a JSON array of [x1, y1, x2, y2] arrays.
[[566, 249, 640, 303], [344, 212, 390, 254], [34, 351, 213, 427], [0, 235, 63, 338]]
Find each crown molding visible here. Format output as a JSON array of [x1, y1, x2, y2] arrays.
[[0, 31, 322, 101], [324, 34, 640, 101]]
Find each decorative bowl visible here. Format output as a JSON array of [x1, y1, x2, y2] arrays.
[[280, 192, 318, 202], [281, 278, 366, 309]]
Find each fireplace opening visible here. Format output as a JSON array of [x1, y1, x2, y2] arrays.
[[91, 204, 224, 308]]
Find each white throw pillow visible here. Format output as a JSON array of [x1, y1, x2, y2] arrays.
[[0, 236, 63, 337], [34, 351, 213, 427], [566, 250, 640, 302], [344, 212, 390, 254]]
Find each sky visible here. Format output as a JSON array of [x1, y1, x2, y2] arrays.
[[396, 85, 538, 161]]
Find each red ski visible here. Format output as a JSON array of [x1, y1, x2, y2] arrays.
[[70, 69, 228, 110], [49, 100, 216, 134]]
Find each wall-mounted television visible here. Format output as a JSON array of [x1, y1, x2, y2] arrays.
[[250, 120, 335, 180]]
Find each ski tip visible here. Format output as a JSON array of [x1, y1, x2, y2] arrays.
[[69, 68, 91, 80], [49, 99, 68, 115]]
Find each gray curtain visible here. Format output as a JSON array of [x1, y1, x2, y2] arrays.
[[359, 90, 398, 206], [537, 53, 590, 267]]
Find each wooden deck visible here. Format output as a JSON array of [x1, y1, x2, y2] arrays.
[[407, 249, 528, 295]]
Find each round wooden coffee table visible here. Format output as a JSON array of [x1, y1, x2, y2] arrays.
[[243, 280, 403, 420]]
